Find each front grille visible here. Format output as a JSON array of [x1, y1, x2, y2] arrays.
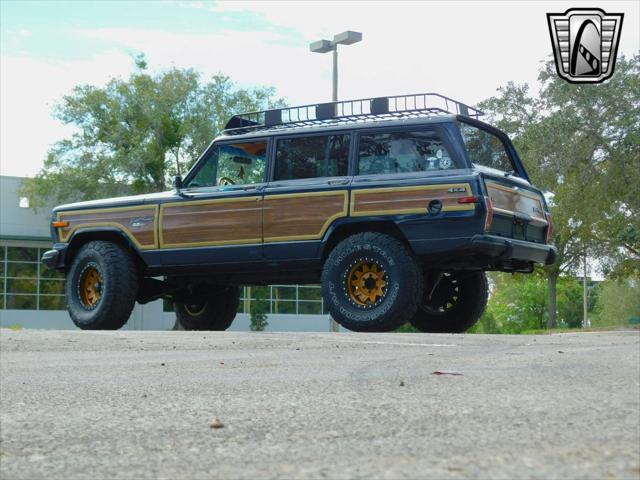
[[490, 214, 545, 243]]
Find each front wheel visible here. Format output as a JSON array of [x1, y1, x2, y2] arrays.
[[321, 233, 423, 332], [174, 286, 240, 331], [66, 241, 139, 330], [410, 271, 488, 333]]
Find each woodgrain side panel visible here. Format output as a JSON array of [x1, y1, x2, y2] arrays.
[[57, 205, 158, 249], [160, 197, 261, 248], [263, 191, 348, 242], [485, 182, 546, 224], [351, 183, 474, 216]]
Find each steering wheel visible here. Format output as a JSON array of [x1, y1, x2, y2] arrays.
[[218, 177, 235, 186]]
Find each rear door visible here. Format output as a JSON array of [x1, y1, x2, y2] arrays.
[[262, 132, 351, 260], [483, 176, 548, 243], [457, 121, 549, 243], [350, 125, 477, 218]]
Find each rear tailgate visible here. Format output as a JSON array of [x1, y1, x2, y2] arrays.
[[483, 177, 549, 244]]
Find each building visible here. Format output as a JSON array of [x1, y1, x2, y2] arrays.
[[0, 176, 334, 331]]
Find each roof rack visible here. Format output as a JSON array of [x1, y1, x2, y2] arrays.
[[223, 92, 483, 135]]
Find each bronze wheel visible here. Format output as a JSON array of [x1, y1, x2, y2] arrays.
[[420, 273, 459, 315], [410, 271, 488, 333], [78, 263, 103, 310], [66, 241, 138, 330], [174, 286, 240, 331], [346, 259, 388, 308], [322, 232, 423, 332], [184, 301, 207, 316]]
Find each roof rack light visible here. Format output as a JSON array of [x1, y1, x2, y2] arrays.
[[223, 92, 484, 135]]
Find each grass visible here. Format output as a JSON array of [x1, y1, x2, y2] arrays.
[[396, 323, 639, 335], [5, 324, 22, 331], [520, 325, 640, 335]]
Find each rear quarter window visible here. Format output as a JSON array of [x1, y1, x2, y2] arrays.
[[458, 122, 515, 173], [357, 130, 459, 175]]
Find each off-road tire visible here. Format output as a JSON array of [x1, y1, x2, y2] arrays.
[[66, 241, 139, 330], [321, 232, 423, 332], [175, 286, 240, 331], [410, 271, 488, 333]]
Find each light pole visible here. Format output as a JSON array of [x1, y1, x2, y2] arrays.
[[310, 30, 362, 102], [310, 31, 362, 333]]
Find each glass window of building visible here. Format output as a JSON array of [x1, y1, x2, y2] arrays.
[[0, 246, 66, 311]]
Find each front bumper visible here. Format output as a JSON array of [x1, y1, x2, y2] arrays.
[[470, 234, 557, 265], [41, 244, 67, 270]]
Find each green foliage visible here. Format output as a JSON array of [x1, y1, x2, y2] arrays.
[[593, 278, 640, 327], [395, 323, 419, 333], [479, 55, 640, 324], [21, 56, 285, 208], [470, 272, 589, 334], [248, 286, 269, 332]]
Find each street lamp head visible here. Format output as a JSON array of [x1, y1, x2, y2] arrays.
[[310, 39, 334, 54], [333, 30, 362, 46]]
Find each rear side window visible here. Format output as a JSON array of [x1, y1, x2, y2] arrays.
[[458, 122, 515, 174], [274, 134, 350, 181], [357, 130, 457, 175]]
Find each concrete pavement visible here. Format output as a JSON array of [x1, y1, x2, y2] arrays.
[[1, 329, 639, 479]]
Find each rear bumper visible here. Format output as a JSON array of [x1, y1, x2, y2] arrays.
[[470, 234, 557, 265]]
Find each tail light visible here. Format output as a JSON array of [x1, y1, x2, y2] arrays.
[[457, 196, 480, 204], [484, 196, 493, 232], [545, 212, 554, 243]]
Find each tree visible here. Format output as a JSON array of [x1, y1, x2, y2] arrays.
[[479, 55, 640, 326], [593, 278, 640, 327], [21, 56, 285, 208], [470, 273, 589, 333], [248, 286, 269, 332]]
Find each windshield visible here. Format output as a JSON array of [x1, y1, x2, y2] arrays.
[[458, 122, 517, 175]]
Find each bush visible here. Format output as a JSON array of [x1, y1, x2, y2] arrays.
[[248, 286, 269, 331], [593, 278, 640, 327]]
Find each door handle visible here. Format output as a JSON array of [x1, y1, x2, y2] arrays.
[[327, 179, 349, 185]]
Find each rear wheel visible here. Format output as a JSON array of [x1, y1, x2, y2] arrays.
[[410, 271, 488, 333], [66, 241, 139, 330], [321, 232, 423, 332], [175, 286, 240, 331]]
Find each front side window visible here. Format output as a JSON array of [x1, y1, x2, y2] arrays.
[[357, 130, 457, 175], [458, 122, 515, 174], [274, 134, 349, 181], [186, 140, 267, 188]]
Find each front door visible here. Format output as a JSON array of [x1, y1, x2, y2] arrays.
[[263, 132, 351, 260], [159, 139, 268, 262]]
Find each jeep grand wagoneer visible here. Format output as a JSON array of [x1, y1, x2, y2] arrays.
[[42, 93, 556, 332]]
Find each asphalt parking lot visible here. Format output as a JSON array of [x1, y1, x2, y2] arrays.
[[1, 329, 639, 480]]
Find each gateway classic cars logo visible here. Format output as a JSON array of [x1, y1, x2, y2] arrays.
[[547, 8, 624, 84]]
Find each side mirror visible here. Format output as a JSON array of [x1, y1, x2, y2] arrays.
[[173, 175, 183, 190]]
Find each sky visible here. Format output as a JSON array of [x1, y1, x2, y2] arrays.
[[1, 0, 638, 177]]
